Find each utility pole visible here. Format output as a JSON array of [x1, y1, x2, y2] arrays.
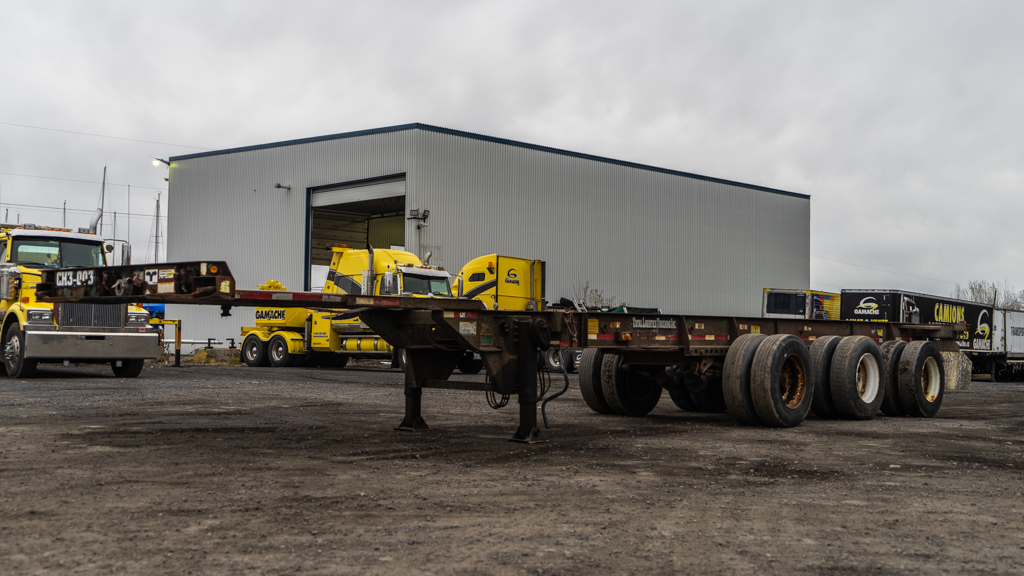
[[155, 192, 161, 263], [63, 200, 66, 227], [127, 184, 130, 251]]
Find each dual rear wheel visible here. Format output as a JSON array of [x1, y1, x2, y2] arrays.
[[579, 334, 945, 426]]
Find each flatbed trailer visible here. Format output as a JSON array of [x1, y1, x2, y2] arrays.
[[36, 261, 961, 441]]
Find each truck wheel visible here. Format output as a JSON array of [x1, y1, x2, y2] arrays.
[[830, 336, 884, 420], [809, 336, 843, 419], [457, 352, 484, 374], [111, 359, 144, 378], [542, 348, 561, 372], [723, 333, 767, 425], [242, 335, 270, 367], [689, 374, 728, 413], [879, 340, 908, 416], [750, 334, 813, 428], [267, 335, 293, 368], [578, 348, 613, 414], [898, 341, 945, 418], [657, 370, 699, 411], [4, 327, 37, 378], [600, 354, 662, 416], [667, 388, 698, 411], [562, 350, 577, 374]]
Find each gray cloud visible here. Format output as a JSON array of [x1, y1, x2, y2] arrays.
[[1, 0, 1021, 297]]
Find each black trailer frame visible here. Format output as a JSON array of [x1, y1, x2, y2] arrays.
[[36, 261, 964, 441]]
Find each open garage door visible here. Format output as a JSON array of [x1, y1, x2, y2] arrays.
[[307, 175, 406, 290]]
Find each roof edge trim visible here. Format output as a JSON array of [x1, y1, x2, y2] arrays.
[[169, 122, 809, 200]]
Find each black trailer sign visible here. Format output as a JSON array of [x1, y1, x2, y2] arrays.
[[840, 292, 894, 322], [841, 290, 993, 351]]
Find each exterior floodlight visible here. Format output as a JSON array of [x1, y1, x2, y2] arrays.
[[153, 158, 170, 166], [274, 183, 292, 191]]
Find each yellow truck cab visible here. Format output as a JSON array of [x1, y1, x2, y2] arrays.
[[453, 254, 544, 311], [0, 223, 158, 378], [240, 245, 452, 369]]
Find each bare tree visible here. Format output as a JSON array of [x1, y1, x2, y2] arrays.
[[575, 281, 624, 309], [950, 279, 1024, 310]]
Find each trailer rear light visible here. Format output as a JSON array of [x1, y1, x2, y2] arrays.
[[209, 264, 219, 274], [617, 332, 632, 342]]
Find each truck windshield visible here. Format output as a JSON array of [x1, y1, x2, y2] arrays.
[[10, 238, 106, 269], [403, 274, 452, 297]]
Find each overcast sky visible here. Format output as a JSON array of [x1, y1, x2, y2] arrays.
[[1, 0, 1021, 298]]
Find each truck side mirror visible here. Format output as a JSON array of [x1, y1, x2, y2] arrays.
[[104, 244, 114, 253]]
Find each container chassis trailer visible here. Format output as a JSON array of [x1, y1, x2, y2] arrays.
[[36, 261, 961, 441]]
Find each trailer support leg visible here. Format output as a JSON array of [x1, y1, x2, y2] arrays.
[[511, 321, 545, 443], [396, 386, 429, 431]]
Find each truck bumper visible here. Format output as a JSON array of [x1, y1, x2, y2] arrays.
[[24, 331, 161, 360]]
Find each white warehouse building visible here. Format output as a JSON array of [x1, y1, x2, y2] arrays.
[[166, 123, 810, 343]]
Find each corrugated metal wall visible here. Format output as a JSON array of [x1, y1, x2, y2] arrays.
[[167, 125, 808, 343]]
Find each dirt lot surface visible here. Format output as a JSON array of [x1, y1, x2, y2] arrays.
[[2, 363, 1023, 575]]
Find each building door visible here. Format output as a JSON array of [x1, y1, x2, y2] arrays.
[[307, 176, 406, 290]]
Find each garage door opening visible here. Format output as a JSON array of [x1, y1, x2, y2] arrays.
[[307, 175, 406, 290]]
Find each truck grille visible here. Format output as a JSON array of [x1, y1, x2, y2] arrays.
[[57, 303, 127, 328]]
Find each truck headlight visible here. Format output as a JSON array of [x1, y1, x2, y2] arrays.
[[27, 310, 53, 323], [127, 313, 151, 324]]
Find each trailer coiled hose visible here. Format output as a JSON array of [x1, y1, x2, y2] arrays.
[[540, 354, 571, 428]]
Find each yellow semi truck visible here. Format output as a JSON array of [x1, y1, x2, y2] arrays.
[[241, 250, 548, 373], [0, 222, 158, 378], [240, 245, 452, 369]]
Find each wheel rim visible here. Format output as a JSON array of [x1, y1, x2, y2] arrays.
[[5, 335, 19, 368], [245, 342, 259, 361], [779, 354, 808, 408], [922, 356, 941, 402], [270, 341, 284, 362], [547, 349, 561, 368], [855, 353, 880, 402]]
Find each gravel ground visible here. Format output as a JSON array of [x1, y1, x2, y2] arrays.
[[1, 362, 1023, 575]]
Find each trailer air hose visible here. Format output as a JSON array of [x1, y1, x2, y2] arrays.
[[540, 356, 571, 428]]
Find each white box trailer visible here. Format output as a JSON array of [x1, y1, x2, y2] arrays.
[[968, 309, 1024, 380]]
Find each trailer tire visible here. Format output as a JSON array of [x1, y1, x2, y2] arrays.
[[4, 327, 37, 378], [750, 334, 813, 428], [667, 387, 697, 411], [242, 335, 270, 367], [879, 340, 908, 417], [267, 335, 294, 368], [562, 350, 577, 374], [458, 352, 484, 375], [690, 375, 728, 413], [111, 359, 144, 378], [829, 336, 884, 420], [600, 354, 661, 417], [809, 336, 843, 419], [654, 369, 699, 411], [723, 333, 768, 425], [660, 370, 700, 411], [578, 349, 613, 414], [898, 341, 944, 418]]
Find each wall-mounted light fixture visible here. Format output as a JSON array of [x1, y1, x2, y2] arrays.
[[152, 158, 171, 167], [407, 208, 430, 229], [274, 183, 292, 191]]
